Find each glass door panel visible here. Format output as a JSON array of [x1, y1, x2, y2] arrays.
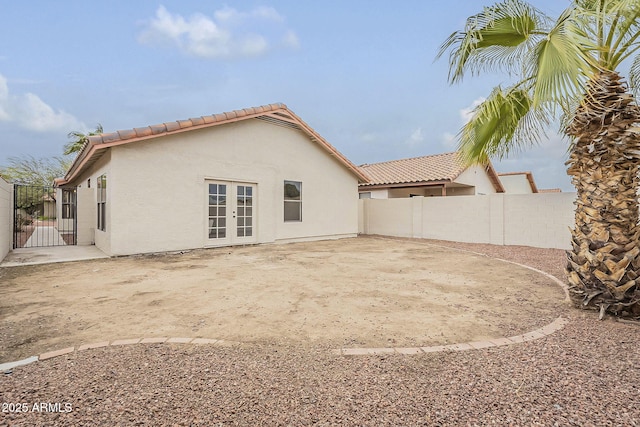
[[208, 183, 227, 239], [236, 185, 253, 238]]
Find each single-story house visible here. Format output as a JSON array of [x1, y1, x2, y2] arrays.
[[357, 152, 505, 199], [54, 103, 368, 256], [497, 171, 539, 194]]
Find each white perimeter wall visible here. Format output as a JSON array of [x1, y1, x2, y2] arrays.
[[359, 192, 576, 249], [0, 177, 12, 261]]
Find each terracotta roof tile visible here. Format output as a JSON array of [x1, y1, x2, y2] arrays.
[[190, 117, 204, 126], [358, 152, 466, 186], [134, 127, 153, 137], [164, 122, 178, 132], [101, 132, 121, 143], [59, 103, 370, 185], [117, 129, 137, 140], [150, 124, 166, 134]]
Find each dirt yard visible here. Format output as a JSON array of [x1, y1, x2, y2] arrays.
[[0, 236, 567, 362]]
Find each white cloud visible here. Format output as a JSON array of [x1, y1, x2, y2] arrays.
[[282, 30, 300, 49], [138, 5, 299, 59], [459, 97, 485, 123], [0, 75, 10, 121], [360, 132, 379, 143], [0, 73, 85, 133], [406, 127, 424, 147], [442, 132, 456, 148]]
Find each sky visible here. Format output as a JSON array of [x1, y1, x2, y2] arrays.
[[0, 0, 577, 190]]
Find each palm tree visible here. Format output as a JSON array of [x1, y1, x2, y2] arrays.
[[64, 124, 103, 155], [438, 0, 640, 318]]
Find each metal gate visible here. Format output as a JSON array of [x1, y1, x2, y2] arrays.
[[13, 185, 77, 249]]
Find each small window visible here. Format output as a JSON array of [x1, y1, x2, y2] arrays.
[[359, 192, 371, 199], [97, 174, 107, 231], [284, 180, 302, 222], [61, 189, 76, 219]]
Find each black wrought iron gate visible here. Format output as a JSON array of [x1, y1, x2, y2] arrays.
[[13, 185, 77, 249]]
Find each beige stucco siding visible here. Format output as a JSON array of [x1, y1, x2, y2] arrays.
[[101, 119, 358, 255], [500, 175, 534, 194], [455, 165, 498, 195], [67, 151, 111, 254]]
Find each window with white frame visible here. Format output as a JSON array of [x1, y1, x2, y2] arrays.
[[97, 174, 107, 231], [284, 180, 302, 222]]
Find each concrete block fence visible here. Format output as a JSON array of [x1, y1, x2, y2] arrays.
[[358, 193, 576, 250]]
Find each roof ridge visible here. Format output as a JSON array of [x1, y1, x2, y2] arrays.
[[87, 102, 288, 146], [59, 103, 369, 185], [359, 151, 459, 168]]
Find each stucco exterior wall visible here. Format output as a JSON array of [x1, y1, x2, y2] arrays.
[[84, 119, 358, 256], [500, 175, 534, 194], [67, 152, 111, 253], [359, 192, 576, 249], [0, 177, 12, 261], [455, 165, 498, 195]]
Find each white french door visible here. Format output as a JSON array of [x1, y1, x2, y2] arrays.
[[206, 180, 256, 245]]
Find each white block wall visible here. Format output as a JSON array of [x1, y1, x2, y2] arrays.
[[0, 177, 12, 261], [360, 192, 576, 250]]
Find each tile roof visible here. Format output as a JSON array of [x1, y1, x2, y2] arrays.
[[358, 152, 467, 187], [56, 103, 368, 185]]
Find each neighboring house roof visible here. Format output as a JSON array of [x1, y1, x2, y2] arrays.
[[497, 171, 539, 193], [539, 188, 562, 193], [56, 103, 368, 185], [358, 152, 505, 192]]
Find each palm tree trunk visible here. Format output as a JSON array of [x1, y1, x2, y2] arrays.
[[566, 70, 640, 318]]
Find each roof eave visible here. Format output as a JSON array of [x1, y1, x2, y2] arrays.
[[58, 104, 369, 185]]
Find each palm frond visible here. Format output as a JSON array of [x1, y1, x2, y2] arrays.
[[574, 0, 640, 68], [456, 85, 549, 165], [629, 53, 640, 97], [529, 8, 594, 109], [436, 0, 550, 83]]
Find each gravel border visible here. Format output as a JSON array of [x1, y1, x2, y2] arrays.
[[2, 239, 639, 426]]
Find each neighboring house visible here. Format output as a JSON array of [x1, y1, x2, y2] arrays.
[[54, 103, 368, 256], [497, 171, 539, 194], [357, 152, 505, 199]]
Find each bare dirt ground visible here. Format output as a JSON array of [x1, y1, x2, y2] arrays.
[[0, 236, 566, 362], [4, 238, 638, 426]]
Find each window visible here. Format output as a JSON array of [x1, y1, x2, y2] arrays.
[[97, 174, 106, 231], [61, 189, 76, 219], [284, 180, 302, 222], [359, 192, 371, 199]]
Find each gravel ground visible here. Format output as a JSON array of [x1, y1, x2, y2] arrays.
[[2, 239, 639, 426]]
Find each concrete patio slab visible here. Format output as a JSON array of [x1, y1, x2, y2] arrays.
[[0, 245, 109, 267]]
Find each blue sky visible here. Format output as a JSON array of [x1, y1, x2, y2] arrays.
[[0, 0, 575, 190]]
